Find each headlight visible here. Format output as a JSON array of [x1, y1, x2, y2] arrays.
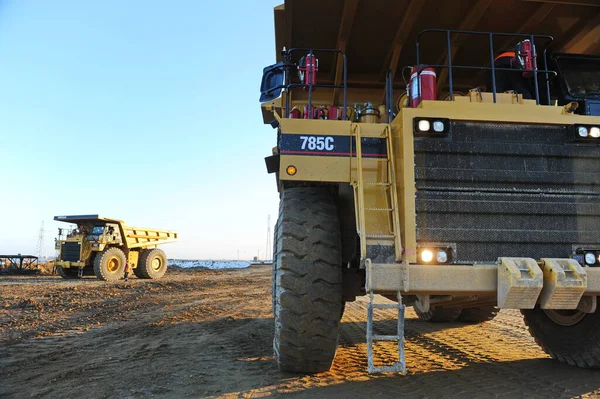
[[585, 252, 597, 265], [420, 249, 434, 263], [573, 125, 600, 142], [433, 121, 445, 132], [419, 247, 452, 264], [414, 118, 451, 137], [418, 120, 431, 132], [436, 250, 448, 263]]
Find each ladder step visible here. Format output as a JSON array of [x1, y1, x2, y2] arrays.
[[370, 303, 400, 309], [373, 335, 400, 342], [366, 234, 395, 239], [369, 364, 404, 374], [366, 290, 406, 374], [365, 208, 394, 211], [363, 182, 391, 186]]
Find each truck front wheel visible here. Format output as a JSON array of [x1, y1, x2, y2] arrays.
[[273, 187, 343, 373], [522, 304, 600, 368], [57, 266, 82, 279], [137, 248, 168, 279], [93, 247, 126, 281]]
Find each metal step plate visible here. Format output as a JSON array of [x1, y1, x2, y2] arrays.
[[540, 258, 587, 309], [498, 257, 543, 309]]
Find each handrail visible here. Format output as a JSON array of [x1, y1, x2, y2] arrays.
[[282, 48, 349, 120], [416, 29, 556, 105]]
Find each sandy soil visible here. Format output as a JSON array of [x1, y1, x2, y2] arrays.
[[2, 266, 600, 399]]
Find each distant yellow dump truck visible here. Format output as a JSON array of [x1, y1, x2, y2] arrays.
[[54, 215, 178, 281]]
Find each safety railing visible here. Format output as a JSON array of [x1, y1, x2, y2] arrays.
[[415, 29, 557, 105], [261, 48, 349, 120]]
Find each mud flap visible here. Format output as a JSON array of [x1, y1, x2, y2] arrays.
[[539, 258, 587, 309], [498, 257, 543, 309]]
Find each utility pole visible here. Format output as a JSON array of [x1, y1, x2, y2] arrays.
[[36, 221, 45, 260]]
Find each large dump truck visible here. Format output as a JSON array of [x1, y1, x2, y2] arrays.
[[261, 0, 600, 373], [54, 215, 178, 281]]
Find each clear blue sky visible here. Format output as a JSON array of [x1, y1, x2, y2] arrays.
[[0, 0, 282, 260]]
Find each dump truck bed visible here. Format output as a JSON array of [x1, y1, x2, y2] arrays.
[[273, 0, 600, 89], [54, 215, 178, 249]]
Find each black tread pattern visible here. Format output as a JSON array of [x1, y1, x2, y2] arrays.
[[274, 187, 343, 373], [93, 247, 126, 282], [522, 304, 600, 368], [133, 253, 145, 279], [138, 248, 168, 279], [272, 218, 279, 315], [57, 267, 81, 279], [459, 306, 499, 323], [416, 306, 462, 322]]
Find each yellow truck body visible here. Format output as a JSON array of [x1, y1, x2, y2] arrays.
[[262, 0, 600, 373], [54, 215, 177, 281]]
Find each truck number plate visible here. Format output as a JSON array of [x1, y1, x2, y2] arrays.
[[299, 136, 335, 151]]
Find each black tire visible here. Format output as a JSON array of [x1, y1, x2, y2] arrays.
[[459, 306, 499, 323], [272, 217, 280, 315], [273, 187, 343, 373], [93, 247, 126, 281], [133, 265, 144, 278], [137, 248, 168, 279], [522, 304, 600, 368], [416, 306, 462, 322], [57, 266, 82, 279], [132, 250, 144, 278]]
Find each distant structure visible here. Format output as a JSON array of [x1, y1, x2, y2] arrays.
[[35, 221, 45, 259], [0, 254, 39, 274]]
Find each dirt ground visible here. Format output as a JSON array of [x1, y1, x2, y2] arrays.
[[2, 266, 600, 399]]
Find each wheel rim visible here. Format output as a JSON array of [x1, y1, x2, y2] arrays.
[[151, 257, 162, 271], [543, 309, 587, 326], [107, 256, 120, 273]]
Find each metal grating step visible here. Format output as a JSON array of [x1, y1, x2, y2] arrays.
[[367, 291, 406, 374]]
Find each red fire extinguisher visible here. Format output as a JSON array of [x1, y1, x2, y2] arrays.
[[289, 107, 301, 119], [516, 40, 536, 78], [298, 54, 318, 88], [409, 66, 437, 108]]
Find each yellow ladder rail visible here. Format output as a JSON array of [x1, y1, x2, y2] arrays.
[[353, 123, 368, 264], [384, 125, 404, 261]]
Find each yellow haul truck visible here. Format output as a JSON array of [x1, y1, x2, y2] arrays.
[[261, 1, 600, 373], [54, 215, 177, 281]]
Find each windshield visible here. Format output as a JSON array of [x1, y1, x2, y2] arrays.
[[557, 57, 600, 98], [91, 226, 104, 234]]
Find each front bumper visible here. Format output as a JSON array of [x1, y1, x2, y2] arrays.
[[55, 261, 85, 268], [366, 257, 600, 310]]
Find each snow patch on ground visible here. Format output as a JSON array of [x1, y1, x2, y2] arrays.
[[168, 259, 252, 269]]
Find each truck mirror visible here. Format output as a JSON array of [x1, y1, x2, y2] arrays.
[[260, 62, 286, 103]]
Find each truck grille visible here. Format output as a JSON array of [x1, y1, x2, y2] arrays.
[[60, 242, 81, 262], [414, 121, 600, 263]]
